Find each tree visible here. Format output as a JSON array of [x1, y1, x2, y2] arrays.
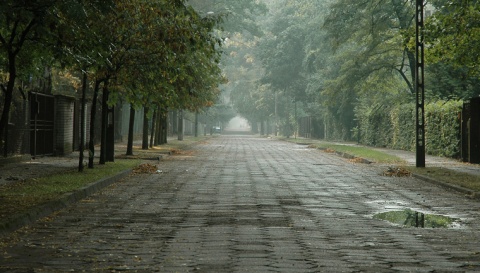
[[0, 0, 58, 149], [53, 0, 115, 170], [108, 1, 224, 152], [187, 0, 267, 36], [323, 0, 417, 94], [425, 1, 480, 77], [188, 0, 268, 131]]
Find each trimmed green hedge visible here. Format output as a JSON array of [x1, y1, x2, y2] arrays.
[[390, 103, 416, 151], [424, 101, 462, 157], [357, 100, 462, 158]]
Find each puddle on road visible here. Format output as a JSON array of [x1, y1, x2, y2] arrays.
[[373, 209, 458, 228]]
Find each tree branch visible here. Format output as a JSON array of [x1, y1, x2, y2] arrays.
[[9, 20, 19, 46], [13, 19, 37, 56], [18, 86, 27, 100], [0, 33, 7, 46], [395, 68, 414, 94]]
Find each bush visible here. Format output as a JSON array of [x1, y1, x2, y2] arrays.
[[390, 103, 416, 151], [357, 100, 462, 158], [425, 101, 462, 158], [358, 105, 392, 147]]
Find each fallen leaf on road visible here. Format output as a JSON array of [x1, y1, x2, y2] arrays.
[[132, 163, 158, 174], [383, 167, 411, 177], [349, 157, 367, 164]]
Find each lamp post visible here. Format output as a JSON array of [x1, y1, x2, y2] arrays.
[[415, 0, 425, 167]]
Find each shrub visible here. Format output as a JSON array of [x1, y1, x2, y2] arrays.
[[356, 100, 462, 158]]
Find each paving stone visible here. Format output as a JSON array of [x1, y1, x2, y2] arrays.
[[1, 136, 480, 272]]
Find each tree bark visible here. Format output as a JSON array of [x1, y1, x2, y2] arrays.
[[88, 79, 102, 168], [150, 106, 157, 148], [126, 105, 135, 156], [0, 55, 16, 149], [162, 111, 168, 144], [0, 19, 36, 146], [99, 81, 109, 164], [142, 107, 149, 150], [78, 71, 87, 172], [178, 110, 184, 141], [155, 108, 162, 146], [194, 111, 199, 137], [172, 110, 178, 135]]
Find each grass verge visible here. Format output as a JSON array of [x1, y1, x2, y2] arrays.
[[280, 137, 405, 164], [0, 159, 141, 225], [404, 166, 480, 192], [0, 135, 213, 229], [313, 143, 405, 164]]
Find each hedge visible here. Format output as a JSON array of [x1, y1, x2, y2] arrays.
[[357, 100, 462, 158]]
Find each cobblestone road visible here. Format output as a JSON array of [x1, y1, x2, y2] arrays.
[[1, 136, 480, 272]]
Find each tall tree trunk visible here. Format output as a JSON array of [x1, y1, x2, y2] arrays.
[[194, 111, 199, 137], [88, 79, 102, 168], [78, 71, 87, 172], [157, 110, 165, 145], [0, 19, 36, 149], [126, 105, 135, 156], [162, 111, 168, 144], [99, 80, 109, 164], [172, 110, 178, 135], [0, 55, 16, 151], [150, 106, 157, 148], [178, 110, 184, 141], [106, 106, 115, 162], [155, 108, 161, 146], [142, 107, 149, 150]]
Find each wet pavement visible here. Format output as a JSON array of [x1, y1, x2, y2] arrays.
[[1, 135, 480, 272]]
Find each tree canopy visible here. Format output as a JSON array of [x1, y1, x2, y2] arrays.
[[3, 0, 480, 152], [225, 0, 480, 140], [0, 0, 225, 148]]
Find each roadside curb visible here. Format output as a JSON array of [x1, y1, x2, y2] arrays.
[[0, 169, 132, 237], [315, 147, 372, 164], [335, 151, 372, 164], [412, 173, 480, 199]]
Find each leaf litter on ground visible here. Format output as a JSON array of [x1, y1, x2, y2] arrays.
[[132, 163, 159, 174], [383, 166, 411, 177]]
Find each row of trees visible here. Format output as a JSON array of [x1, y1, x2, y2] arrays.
[[0, 0, 224, 170], [227, 0, 480, 144]]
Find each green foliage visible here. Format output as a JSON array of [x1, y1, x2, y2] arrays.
[[357, 105, 392, 147], [323, 0, 416, 93], [390, 103, 416, 151], [0, 0, 225, 111], [425, 1, 480, 77], [357, 100, 462, 158], [188, 0, 267, 36], [205, 102, 236, 127], [426, 62, 480, 100], [425, 100, 462, 157]]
